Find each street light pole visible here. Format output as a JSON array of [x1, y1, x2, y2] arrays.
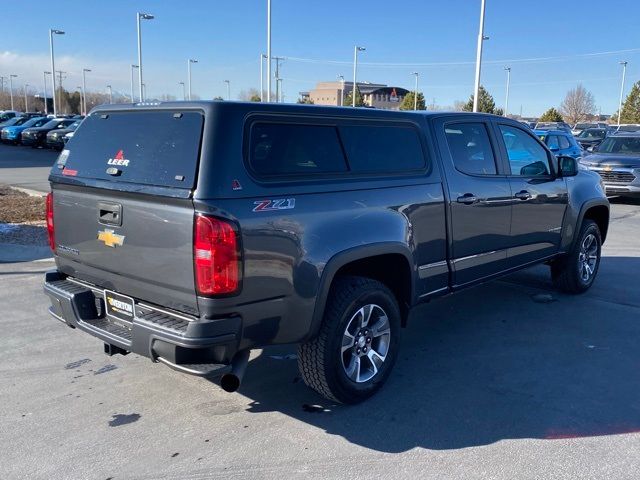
[[179, 82, 185, 100], [472, 0, 487, 112], [82, 68, 91, 115], [49, 28, 65, 116], [504, 66, 511, 117], [188, 59, 198, 101], [24, 84, 29, 112], [266, 0, 272, 103], [352, 46, 365, 107], [412, 72, 419, 110], [43, 71, 51, 114], [130, 64, 138, 102], [137, 12, 154, 102], [260, 54, 266, 102], [0, 76, 5, 95], [224, 80, 231, 100], [337, 75, 344, 106], [618, 61, 628, 127], [107, 85, 112, 104], [9, 75, 17, 110]]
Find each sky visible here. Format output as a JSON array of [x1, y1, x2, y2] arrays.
[[2, 0, 640, 116]]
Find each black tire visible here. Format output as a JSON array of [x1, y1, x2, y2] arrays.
[[551, 219, 601, 294], [297, 275, 401, 404]]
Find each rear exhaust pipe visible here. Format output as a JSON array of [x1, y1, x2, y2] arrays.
[[220, 350, 250, 393]]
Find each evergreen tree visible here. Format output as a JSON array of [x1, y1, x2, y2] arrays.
[[539, 107, 564, 122], [399, 92, 426, 110], [462, 86, 497, 114], [343, 86, 365, 107], [617, 81, 640, 124]]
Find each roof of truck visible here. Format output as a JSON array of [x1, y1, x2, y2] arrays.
[[89, 100, 507, 121]]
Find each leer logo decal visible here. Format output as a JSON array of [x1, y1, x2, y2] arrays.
[[97, 229, 125, 248], [107, 149, 130, 167]]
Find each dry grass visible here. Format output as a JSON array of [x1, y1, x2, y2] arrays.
[[0, 185, 45, 223]]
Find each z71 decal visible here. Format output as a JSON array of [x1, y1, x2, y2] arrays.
[[253, 198, 296, 212]]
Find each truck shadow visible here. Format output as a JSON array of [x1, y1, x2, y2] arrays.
[[232, 255, 640, 452]]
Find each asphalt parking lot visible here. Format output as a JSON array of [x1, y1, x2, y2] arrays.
[[1, 147, 640, 479], [0, 142, 57, 193]]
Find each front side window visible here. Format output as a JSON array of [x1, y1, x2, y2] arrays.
[[499, 124, 551, 176], [444, 123, 497, 175]]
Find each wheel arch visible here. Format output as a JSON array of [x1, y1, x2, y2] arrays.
[[306, 243, 416, 341]]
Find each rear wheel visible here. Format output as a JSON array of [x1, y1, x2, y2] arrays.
[[551, 219, 601, 293], [297, 276, 400, 404]]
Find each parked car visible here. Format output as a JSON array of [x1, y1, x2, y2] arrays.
[[534, 129, 583, 159], [46, 120, 81, 150], [615, 124, 640, 133], [534, 121, 572, 132], [576, 128, 608, 152], [43, 103, 609, 403], [580, 132, 640, 198], [0, 115, 30, 130], [0, 110, 21, 123], [21, 118, 76, 147], [0, 116, 49, 145], [571, 122, 598, 136]]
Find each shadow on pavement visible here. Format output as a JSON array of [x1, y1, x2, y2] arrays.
[[221, 256, 640, 452]]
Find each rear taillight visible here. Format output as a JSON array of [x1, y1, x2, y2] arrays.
[[46, 192, 55, 252], [194, 215, 240, 295]]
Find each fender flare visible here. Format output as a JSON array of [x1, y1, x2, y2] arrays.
[[304, 242, 416, 342], [572, 199, 610, 249]]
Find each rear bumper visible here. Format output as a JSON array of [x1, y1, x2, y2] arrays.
[[43, 270, 241, 377]]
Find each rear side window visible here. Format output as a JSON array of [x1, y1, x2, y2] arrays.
[[339, 125, 425, 173], [59, 111, 203, 188], [444, 123, 497, 175], [249, 123, 347, 176], [559, 135, 571, 149]]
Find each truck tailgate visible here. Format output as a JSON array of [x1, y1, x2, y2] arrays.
[[53, 185, 198, 315]]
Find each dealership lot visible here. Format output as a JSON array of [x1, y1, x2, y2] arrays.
[[1, 145, 639, 479]]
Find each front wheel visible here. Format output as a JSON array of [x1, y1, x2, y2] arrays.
[[551, 219, 602, 293], [297, 276, 401, 404]]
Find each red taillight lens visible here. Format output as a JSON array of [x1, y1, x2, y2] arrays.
[[194, 215, 240, 295], [46, 192, 55, 252]]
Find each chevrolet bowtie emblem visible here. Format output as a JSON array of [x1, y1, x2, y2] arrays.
[[97, 229, 125, 248]]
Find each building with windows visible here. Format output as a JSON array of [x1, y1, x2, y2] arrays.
[[300, 81, 410, 110]]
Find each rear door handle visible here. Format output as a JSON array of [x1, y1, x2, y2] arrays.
[[514, 190, 532, 201], [456, 194, 478, 205]]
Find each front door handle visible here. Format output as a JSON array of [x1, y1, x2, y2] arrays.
[[514, 190, 532, 201], [456, 193, 478, 205]]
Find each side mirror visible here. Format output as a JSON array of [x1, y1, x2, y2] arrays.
[[557, 155, 578, 177]]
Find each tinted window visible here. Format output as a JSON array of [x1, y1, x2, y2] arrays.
[[444, 123, 497, 175], [558, 135, 571, 149], [546, 135, 560, 150], [59, 111, 203, 188], [339, 125, 425, 173], [249, 123, 347, 176], [20, 117, 46, 128], [499, 125, 551, 176]]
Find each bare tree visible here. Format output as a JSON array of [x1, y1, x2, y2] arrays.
[[238, 88, 260, 101], [560, 84, 596, 124]]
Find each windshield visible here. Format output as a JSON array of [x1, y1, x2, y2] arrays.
[[20, 117, 47, 128], [597, 136, 640, 155], [578, 129, 606, 139], [2, 117, 26, 127], [575, 124, 594, 130], [41, 119, 63, 129]]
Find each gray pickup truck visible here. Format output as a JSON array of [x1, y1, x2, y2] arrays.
[[44, 102, 609, 403]]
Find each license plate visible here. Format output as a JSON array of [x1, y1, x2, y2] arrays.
[[104, 290, 135, 322]]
